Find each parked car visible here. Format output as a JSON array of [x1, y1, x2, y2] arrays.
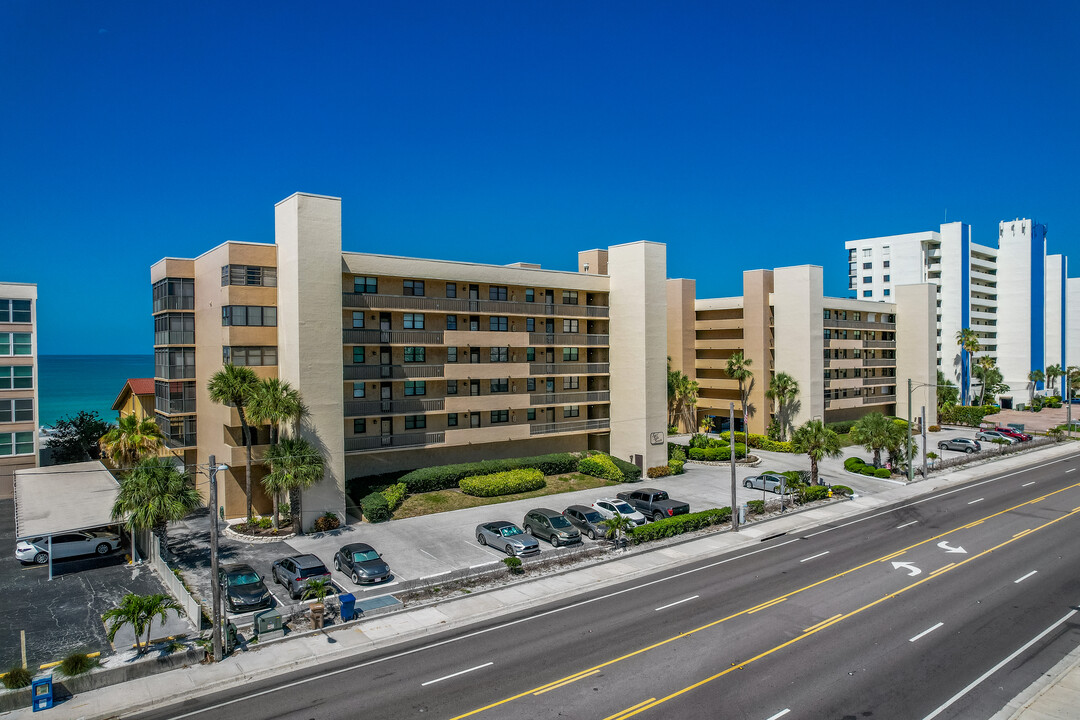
[[218, 563, 273, 613], [476, 521, 540, 557], [994, 427, 1032, 441], [563, 504, 608, 540], [976, 430, 1018, 445], [616, 488, 690, 522], [334, 543, 392, 585], [523, 508, 581, 547], [15, 530, 121, 564], [743, 473, 791, 494], [271, 554, 333, 600], [591, 498, 646, 527], [938, 437, 981, 453]]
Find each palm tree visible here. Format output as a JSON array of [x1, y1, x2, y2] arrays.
[[247, 378, 306, 446], [602, 513, 634, 548], [791, 420, 842, 485], [103, 593, 183, 654], [207, 364, 260, 523], [1027, 369, 1045, 407], [850, 412, 893, 468], [973, 356, 998, 406], [1068, 366, 1080, 403], [1045, 364, 1063, 396], [111, 457, 202, 559], [766, 372, 800, 441], [99, 413, 164, 470], [678, 375, 700, 433], [726, 352, 753, 443], [955, 328, 980, 405], [936, 370, 959, 409], [263, 436, 325, 533]]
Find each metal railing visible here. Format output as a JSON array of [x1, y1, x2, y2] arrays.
[[343, 398, 444, 416], [342, 329, 445, 345], [862, 394, 896, 404], [529, 362, 609, 375], [343, 293, 609, 318], [528, 333, 609, 346], [344, 364, 445, 380], [529, 418, 610, 435], [529, 391, 610, 405], [344, 432, 445, 452], [827, 319, 896, 330], [862, 358, 895, 367]]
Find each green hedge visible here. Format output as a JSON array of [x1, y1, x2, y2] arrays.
[[578, 454, 624, 481], [361, 492, 391, 523], [398, 452, 578, 493], [382, 482, 408, 511], [801, 486, 831, 502], [668, 459, 685, 475], [628, 507, 732, 544], [747, 499, 765, 515], [688, 443, 747, 461], [831, 484, 853, 496], [938, 404, 999, 427], [844, 456, 891, 478], [647, 465, 672, 478], [719, 431, 796, 453], [604, 453, 643, 482], [826, 420, 858, 434], [459, 469, 546, 497]]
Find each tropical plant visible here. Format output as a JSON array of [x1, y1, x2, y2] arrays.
[[99, 413, 164, 469], [667, 367, 699, 433], [247, 378, 306, 446], [1027, 369, 1045, 408], [207, 364, 261, 523], [2, 664, 32, 689], [103, 593, 183, 654], [884, 420, 916, 471], [936, 370, 959, 409], [59, 652, 99, 676], [849, 412, 893, 468], [1045, 364, 1063, 396], [49, 410, 111, 464], [301, 577, 333, 605], [791, 420, 842, 485], [1068, 366, 1080, 402], [766, 372, 800, 441], [955, 328, 981, 405], [601, 513, 634, 548], [726, 351, 754, 443], [263, 436, 325, 532], [111, 457, 201, 559], [503, 556, 523, 575]]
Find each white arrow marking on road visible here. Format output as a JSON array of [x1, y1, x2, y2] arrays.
[[892, 562, 922, 576], [937, 541, 967, 554]]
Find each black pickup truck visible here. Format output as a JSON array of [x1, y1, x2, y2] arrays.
[[615, 488, 690, 522]]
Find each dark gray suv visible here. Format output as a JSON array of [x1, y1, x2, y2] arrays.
[[523, 508, 581, 547], [563, 505, 607, 540], [271, 554, 332, 600]]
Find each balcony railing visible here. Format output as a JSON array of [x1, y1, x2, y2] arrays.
[[344, 364, 445, 380], [863, 358, 895, 367], [155, 398, 197, 414], [344, 432, 445, 452], [863, 394, 896, 405], [529, 391, 610, 405], [863, 376, 895, 385], [529, 418, 610, 436], [862, 340, 896, 349], [529, 363, 610, 375], [343, 293, 609, 318], [342, 329, 445, 345], [163, 432, 197, 449], [154, 332, 195, 345], [155, 365, 196, 380], [827, 319, 896, 331], [343, 398, 445, 416], [528, 333, 609, 346]]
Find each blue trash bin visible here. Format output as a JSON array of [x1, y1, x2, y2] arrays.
[[31, 674, 53, 712], [339, 593, 357, 622]]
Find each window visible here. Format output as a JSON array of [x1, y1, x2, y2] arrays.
[[352, 347, 366, 364], [0, 366, 32, 389], [152, 277, 195, 312], [563, 405, 579, 418], [222, 306, 277, 327], [888, 314, 896, 323], [446, 283, 457, 298], [0, 431, 34, 456], [525, 288, 534, 302], [562, 347, 579, 361], [446, 315, 457, 330], [863, 248, 872, 257], [853, 348, 862, 358], [352, 312, 365, 329], [526, 318, 535, 332], [863, 290, 872, 297], [0, 333, 31, 356], [489, 286, 508, 301], [403, 280, 425, 296], [564, 376, 579, 390], [403, 313, 425, 329], [446, 380, 458, 395], [221, 265, 276, 287], [490, 347, 509, 363], [353, 382, 365, 398], [354, 276, 378, 294], [527, 409, 536, 420], [490, 410, 509, 424], [527, 378, 536, 391], [489, 316, 508, 332], [853, 330, 861, 340], [353, 419, 365, 434], [824, 369, 831, 379], [883, 275, 890, 283], [883, 260, 890, 268], [405, 415, 426, 429], [447, 413, 458, 427], [562, 319, 579, 333], [447, 347, 458, 363], [526, 347, 535, 361], [223, 346, 277, 366], [0, 299, 31, 323], [863, 276, 872, 284], [853, 312, 861, 321], [562, 291, 578, 305], [154, 313, 195, 344], [0, 398, 34, 423], [883, 289, 891, 296], [823, 329, 831, 340], [823, 309, 831, 320], [863, 263, 872, 270], [490, 378, 509, 393], [404, 381, 426, 396], [404, 346, 425, 363]]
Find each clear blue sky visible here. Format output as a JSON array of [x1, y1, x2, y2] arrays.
[[3, 1, 1078, 354]]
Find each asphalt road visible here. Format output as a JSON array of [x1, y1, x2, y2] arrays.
[[133, 452, 1080, 720]]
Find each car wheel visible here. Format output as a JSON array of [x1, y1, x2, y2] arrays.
[[95, 542, 111, 555], [504, 545, 515, 557], [743, 480, 753, 488], [477, 534, 487, 546], [335, 557, 341, 571], [653, 512, 664, 523], [588, 529, 597, 540], [290, 588, 299, 601], [965, 447, 974, 454], [938, 443, 947, 450], [524, 525, 533, 535], [550, 535, 559, 547], [34, 551, 48, 565], [351, 571, 361, 584]]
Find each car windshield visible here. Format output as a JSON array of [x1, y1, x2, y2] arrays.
[[230, 572, 261, 586], [550, 515, 571, 529], [613, 501, 635, 514], [500, 526, 522, 537], [583, 511, 603, 523], [352, 550, 381, 563]]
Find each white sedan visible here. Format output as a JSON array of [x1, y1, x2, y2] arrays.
[[15, 530, 122, 564], [591, 498, 646, 528]]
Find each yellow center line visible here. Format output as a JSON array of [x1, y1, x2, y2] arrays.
[[964, 521, 984, 528], [804, 614, 844, 633], [602, 698, 657, 720], [1013, 529, 1034, 538], [880, 550, 906, 562], [747, 597, 786, 614], [448, 481, 1080, 720], [532, 670, 600, 695], [930, 563, 956, 577]]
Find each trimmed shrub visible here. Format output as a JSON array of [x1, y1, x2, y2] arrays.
[[831, 485, 853, 497], [361, 493, 391, 523], [313, 511, 341, 532], [928, 425, 941, 433], [845, 456, 892, 478], [503, 556, 523, 574], [938, 404, 999, 427], [2, 664, 31, 689], [747, 499, 765, 515], [874, 468, 891, 478], [460, 469, 546, 497], [669, 445, 686, 462], [689, 433, 710, 449], [398, 452, 578, 493], [606, 454, 643, 482], [668, 459, 685, 475], [647, 465, 672, 478], [579, 454, 624, 481], [802, 486, 831, 502], [719, 431, 795, 453], [844, 457, 863, 472], [382, 482, 408, 511], [628, 507, 732, 544], [687, 444, 748, 462], [826, 420, 858, 434]]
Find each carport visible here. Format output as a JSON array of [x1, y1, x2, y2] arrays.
[[13, 461, 121, 580]]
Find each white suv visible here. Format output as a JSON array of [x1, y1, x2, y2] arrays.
[[591, 498, 646, 528]]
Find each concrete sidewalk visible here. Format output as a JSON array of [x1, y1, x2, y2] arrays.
[[8, 441, 1078, 720]]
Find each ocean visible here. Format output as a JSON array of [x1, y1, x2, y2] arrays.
[[38, 355, 155, 427]]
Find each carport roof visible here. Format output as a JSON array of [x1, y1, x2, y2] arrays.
[[14, 461, 121, 540]]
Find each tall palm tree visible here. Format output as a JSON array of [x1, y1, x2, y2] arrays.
[[955, 328, 980, 405], [247, 378, 306, 445], [1068, 366, 1080, 403], [103, 593, 183, 654], [850, 412, 893, 468], [207, 364, 260, 523], [1027, 369, 1045, 407], [936, 370, 959, 409], [726, 352, 753, 443], [111, 457, 202, 559], [766, 372, 800, 441], [1045, 364, 1063, 396], [973, 356, 997, 406], [99, 413, 164, 469], [678, 375, 700, 433], [791, 420, 842, 486], [264, 436, 325, 533]]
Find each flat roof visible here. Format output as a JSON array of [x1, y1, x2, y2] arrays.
[[13, 461, 120, 540]]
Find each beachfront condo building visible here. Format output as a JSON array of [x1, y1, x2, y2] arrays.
[[845, 220, 1074, 408], [666, 267, 937, 435], [151, 192, 668, 528], [0, 282, 38, 499]]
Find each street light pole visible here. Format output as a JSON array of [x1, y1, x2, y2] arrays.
[[730, 402, 738, 532], [208, 456, 226, 663]]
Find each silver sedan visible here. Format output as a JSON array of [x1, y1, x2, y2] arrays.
[[475, 521, 541, 557], [743, 473, 791, 494]]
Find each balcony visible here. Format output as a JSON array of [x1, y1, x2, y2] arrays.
[[863, 358, 895, 367], [444, 330, 529, 348], [155, 398, 196, 415], [343, 293, 609, 318], [344, 364, 444, 380], [343, 329, 444, 345], [163, 433, 197, 449], [528, 333, 609, 346], [155, 365, 196, 380], [343, 398, 445, 416], [863, 376, 895, 385], [529, 391, 611, 405], [444, 362, 531, 381], [344, 432, 445, 452], [863, 394, 896, 405], [827, 319, 896, 331], [529, 418, 611, 436], [528, 362, 610, 375], [862, 340, 896, 349]]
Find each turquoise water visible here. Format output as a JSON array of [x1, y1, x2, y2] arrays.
[[38, 355, 155, 427]]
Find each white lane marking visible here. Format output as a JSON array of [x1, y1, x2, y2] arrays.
[[421, 662, 493, 687], [419, 548, 440, 561], [1068, 469, 1076, 473], [909, 622, 944, 642], [800, 551, 830, 563], [655, 595, 699, 611], [1014, 570, 1038, 584], [896, 521, 919, 529], [765, 710, 791, 720], [1021, 482, 1036, 487], [922, 607, 1080, 719], [967, 498, 984, 505]]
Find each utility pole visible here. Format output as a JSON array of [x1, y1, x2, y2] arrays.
[[730, 402, 738, 532], [921, 406, 927, 479], [907, 379, 914, 483], [209, 456, 223, 663]]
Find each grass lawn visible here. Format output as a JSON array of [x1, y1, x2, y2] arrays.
[[392, 473, 622, 520], [836, 432, 860, 447]]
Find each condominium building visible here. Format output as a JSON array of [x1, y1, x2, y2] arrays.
[[151, 193, 667, 528], [0, 282, 38, 499], [667, 267, 936, 435]]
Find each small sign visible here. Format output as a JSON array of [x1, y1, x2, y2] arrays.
[[650, 432, 664, 445]]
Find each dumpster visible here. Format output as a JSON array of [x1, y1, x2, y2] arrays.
[[339, 593, 357, 622], [31, 674, 53, 712]]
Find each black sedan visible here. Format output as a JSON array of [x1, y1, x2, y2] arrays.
[[218, 563, 273, 613], [334, 543, 392, 585]]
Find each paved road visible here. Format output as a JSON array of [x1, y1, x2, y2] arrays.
[[130, 451, 1080, 720]]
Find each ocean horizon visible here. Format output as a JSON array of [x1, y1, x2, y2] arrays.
[[38, 354, 155, 427]]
